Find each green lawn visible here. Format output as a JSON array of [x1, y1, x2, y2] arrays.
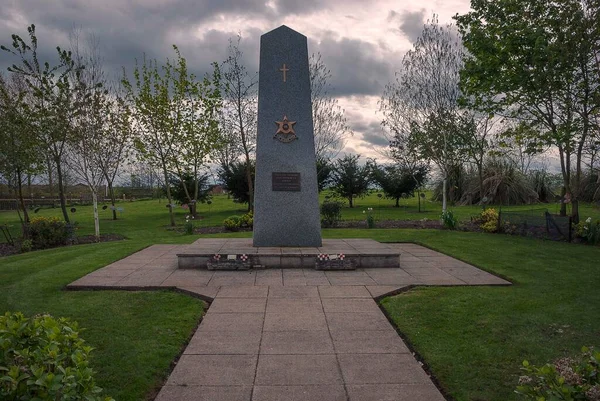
[[1, 194, 599, 400]]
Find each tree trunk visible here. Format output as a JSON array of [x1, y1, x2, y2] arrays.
[[245, 158, 254, 212], [349, 196, 353, 208], [55, 159, 70, 223], [571, 198, 579, 225], [162, 164, 176, 227], [442, 176, 448, 214], [478, 164, 484, 201], [92, 190, 100, 240], [395, 198, 400, 207], [418, 191, 422, 212], [107, 180, 117, 220], [560, 187, 567, 216], [16, 169, 30, 236], [47, 157, 54, 205]]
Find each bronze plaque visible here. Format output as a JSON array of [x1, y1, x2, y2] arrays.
[[272, 172, 301, 192]]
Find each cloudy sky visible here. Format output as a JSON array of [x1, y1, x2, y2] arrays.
[[0, 0, 472, 160]]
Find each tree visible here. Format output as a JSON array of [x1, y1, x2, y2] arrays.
[[222, 35, 257, 211], [310, 53, 352, 161], [2, 24, 83, 223], [123, 46, 222, 224], [218, 160, 255, 206], [456, 0, 600, 223], [316, 157, 334, 192], [168, 171, 211, 207], [66, 32, 107, 239], [0, 73, 42, 231], [381, 16, 470, 213], [371, 162, 428, 207], [331, 154, 371, 208]]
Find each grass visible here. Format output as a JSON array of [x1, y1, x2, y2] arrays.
[[1, 193, 599, 400], [0, 240, 205, 400], [379, 230, 600, 401]]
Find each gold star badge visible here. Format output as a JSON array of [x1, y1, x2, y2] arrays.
[[275, 115, 296, 135]]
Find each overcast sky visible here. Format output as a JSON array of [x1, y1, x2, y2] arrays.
[[0, 0, 472, 160]]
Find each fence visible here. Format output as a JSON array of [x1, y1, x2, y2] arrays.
[[498, 208, 572, 242]]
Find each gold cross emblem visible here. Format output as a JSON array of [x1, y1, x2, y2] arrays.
[[279, 64, 289, 82]]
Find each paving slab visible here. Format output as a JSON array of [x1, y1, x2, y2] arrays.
[[255, 354, 342, 385], [252, 385, 347, 401], [167, 354, 257, 386], [156, 385, 252, 401], [66, 241, 512, 401], [338, 353, 432, 384], [347, 384, 446, 401]]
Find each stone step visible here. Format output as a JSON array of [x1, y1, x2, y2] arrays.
[[177, 252, 401, 270]]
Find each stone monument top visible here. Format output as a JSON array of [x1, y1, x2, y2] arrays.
[[252, 25, 322, 247]]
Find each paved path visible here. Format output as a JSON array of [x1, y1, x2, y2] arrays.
[[67, 242, 510, 401]]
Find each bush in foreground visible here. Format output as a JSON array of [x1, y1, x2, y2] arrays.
[[0, 312, 113, 401], [516, 347, 600, 401]]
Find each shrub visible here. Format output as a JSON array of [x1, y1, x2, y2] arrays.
[[363, 207, 375, 229], [240, 212, 253, 228], [479, 208, 499, 233], [320, 200, 343, 227], [516, 346, 600, 401], [440, 210, 458, 230], [574, 217, 600, 245], [0, 312, 113, 401], [184, 215, 195, 235], [223, 215, 243, 231], [20, 239, 33, 253], [27, 216, 70, 249]]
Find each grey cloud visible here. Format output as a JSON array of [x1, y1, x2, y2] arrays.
[[389, 8, 426, 43], [309, 34, 399, 97], [0, 1, 265, 84]]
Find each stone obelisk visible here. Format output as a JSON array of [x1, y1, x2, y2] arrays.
[[253, 25, 322, 247]]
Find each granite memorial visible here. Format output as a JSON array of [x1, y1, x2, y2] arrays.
[[253, 26, 322, 247]]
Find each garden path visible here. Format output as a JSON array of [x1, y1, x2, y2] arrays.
[[67, 242, 510, 401]]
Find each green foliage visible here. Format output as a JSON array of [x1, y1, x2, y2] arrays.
[[223, 215, 243, 231], [168, 172, 211, 211], [479, 208, 499, 233], [0, 311, 113, 401], [363, 207, 375, 229], [183, 215, 195, 235], [218, 161, 255, 206], [440, 210, 458, 230], [27, 216, 71, 249], [574, 217, 600, 245], [331, 154, 371, 208], [371, 162, 428, 207], [240, 211, 253, 229], [320, 200, 344, 227], [516, 347, 600, 401], [435, 158, 539, 206], [316, 157, 334, 192], [19, 239, 32, 253]]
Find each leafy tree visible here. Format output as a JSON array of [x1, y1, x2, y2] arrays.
[[123, 46, 222, 224], [221, 35, 257, 211], [66, 40, 105, 239], [218, 160, 255, 207], [0, 73, 42, 230], [310, 53, 352, 160], [455, 0, 600, 223], [381, 16, 471, 213], [371, 162, 428, 207], [331, 154, 371, 208], [316, 157, 334, 192], [2, 24, 83, 223], [168, 171, 211, 207]]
